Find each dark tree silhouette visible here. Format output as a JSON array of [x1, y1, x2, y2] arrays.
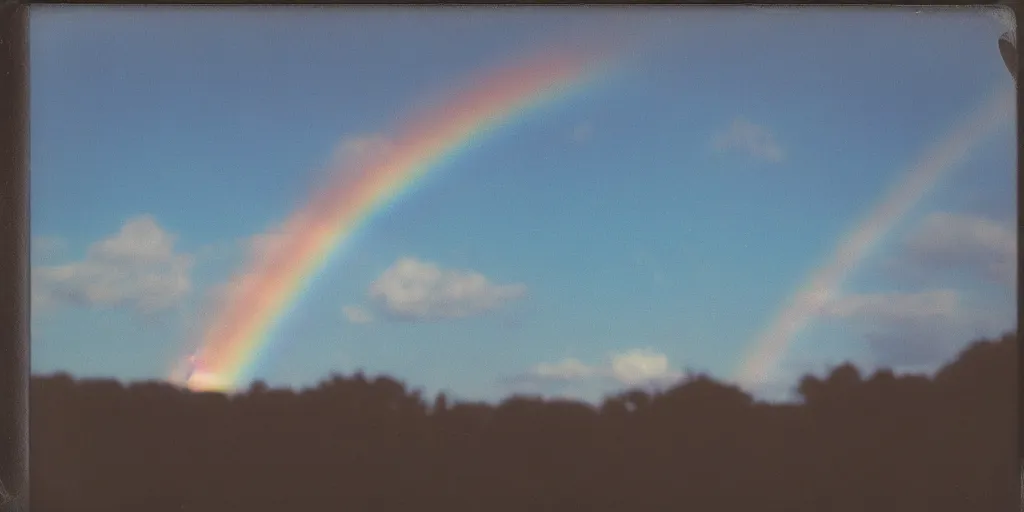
[[30, 331, 1017, 512]]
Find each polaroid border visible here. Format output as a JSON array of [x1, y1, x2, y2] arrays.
[[0, 2, 28, 512], [0, 3, 1019, 512], [0, 2, 28, 511]]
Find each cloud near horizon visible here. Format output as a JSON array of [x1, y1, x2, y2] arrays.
[[819, 289, 959, 325], [903, 212, 1015, 287], [514, 349, 685, 390], [711, 118, 785, 162], [817, 289, 998, 369], [357, 257, 527, 322], [32, 215, 193, 314]]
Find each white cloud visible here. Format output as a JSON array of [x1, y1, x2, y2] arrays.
[[32, 215, 193, 313], [711, 118, 785, 162], [904, 212, 1015, 287], [530, 358, 599, 381], [342, 305, 374, 325], [609, 349, 681, 387], [519, 349, 684, 389], [366, 257, 526, 321]]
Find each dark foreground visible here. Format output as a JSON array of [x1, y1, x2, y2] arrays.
[[31, 332, 1017, 512]]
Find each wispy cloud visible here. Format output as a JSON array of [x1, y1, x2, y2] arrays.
[[512, 348, 685, 391], [819, 289, 959, 325], [711, 118, 785, 162], [529, 358, 600, 382], [818, 289, 1000, 370], [862, 326, 976, 371], [32, 215, 193, 314], [903, 212, 1015, 287], [361, 257, 527, 322]]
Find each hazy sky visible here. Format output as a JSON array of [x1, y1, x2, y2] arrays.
[[30, 6, 1016, 403]]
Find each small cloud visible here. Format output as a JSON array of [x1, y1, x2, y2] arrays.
[[863, 327, 965, 370], [530, 358, 599, 382], [609, 349, 683, 387], [711, 118, 785, 162], [342, 305, 374, 325], [818, 289, 1000, 369], [513, 348, 684, 390], [903, 212, 1015, 287], [366, 257, 526, 322], [571, 121, 594, 143], [861, 313, 1003, 371], [32, 215, 193, 314]]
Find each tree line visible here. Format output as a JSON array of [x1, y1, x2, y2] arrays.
[[30, 331, 1017, 512]]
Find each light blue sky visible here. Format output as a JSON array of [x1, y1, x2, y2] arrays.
[[30, 6, 1017, 403]]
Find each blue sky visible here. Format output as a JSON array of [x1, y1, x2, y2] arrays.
[[30, 6, 1017, 403]]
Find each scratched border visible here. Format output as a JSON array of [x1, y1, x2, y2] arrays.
[[0, 3, 28, 512]]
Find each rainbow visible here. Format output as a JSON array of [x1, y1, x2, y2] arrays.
[[733, 85, 1015, 391], [178, 48, 616, 392]]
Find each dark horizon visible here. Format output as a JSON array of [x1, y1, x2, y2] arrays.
[[29, 326, 1020, 406], [31, 329, 1018, 512]]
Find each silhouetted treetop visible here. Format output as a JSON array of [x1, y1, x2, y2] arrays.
[[29, 331, 1017, 512]]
